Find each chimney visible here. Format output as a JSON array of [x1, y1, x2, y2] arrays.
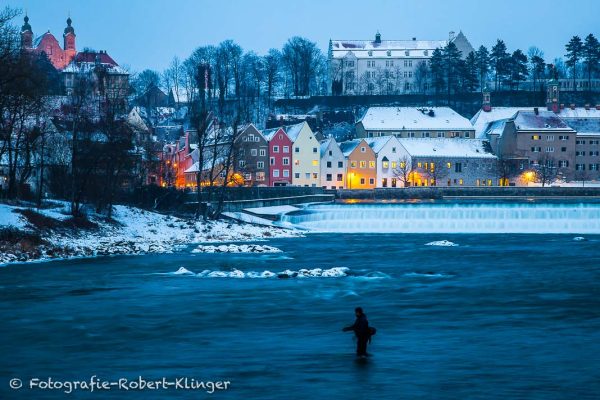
[[570, 104, 576, 110], [482, 88, 491, 112], [534, 107, 539, 115], [412, 37, 416, 41], [375, 31, 381, 44]]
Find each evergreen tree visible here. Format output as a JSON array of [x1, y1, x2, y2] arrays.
[[565, 35, 583, 91], [461, 51, 479, 92], [475, 45, 490, 92], [509, 49, 528, 90], [582, 33, 600, 91], [442, 42, 462, 98], [530, 54, 546, 92], [429, 48, 445, 96], [490, 39, 510, 90]]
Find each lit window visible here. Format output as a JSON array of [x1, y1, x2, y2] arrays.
[[294, 160, 300, 166], [351, 161, 357, 168], [369, 161, 375, 168], [383, 161, 389, 169], [312, 160, 318, 166], [360, 161, 366, 168], [447, 162, 451, 168], [391, 161, 397, 169]]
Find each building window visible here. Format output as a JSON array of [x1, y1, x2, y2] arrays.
[[312, 173, 318, 179], [295, 147, 300, 153], [561, 147, 567, 152], [386, 60, 394, 67], [383, 161, 389, 169], [282, 157, 290, 165], [312, 160, 319, 166], [338, 161, 343, 168], [576, 151, 585, 156], [360, 178, 366, 184], [559, 160, 569, 167], [337, 174, 343, 182], [260, 149, 266, 156], [283, 169, 289, 177], [294, 159, 300, 166], [531, 147, 541, 152], [546, 147, 554, 153], [559, 135, 569, 141], [368, 51, 373, 57], [326, 174, 332, 181], [328, 150, 333, 156], [548, 135, 555, 141], [294, 173, 300, 179], [369, 178, 375, 185], [424, 50, 429, 56], [391, 161, 397, 169], [283, 146, 289, 153], [326, 161, 332, 168], [532, 135, 541, 140], [455, 163, 462, 173], [257, 161, 264, 169], [251, 149, 257, 156], [464, 132, 470, 138], [239, 160, 245, 168], [313, 147, 318, 153], [369, 161, 375, 168], [270, 157, 275, 165], [360, 161, 366, 168], [387, 50, 391, 56], [244, 173, 252, 180], [273, 169, 280, 177], [351, 161, 357, 168], [576, 164, 585, 171], [273, 146, 279, 153]]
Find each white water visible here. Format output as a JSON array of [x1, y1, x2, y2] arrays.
[[280, 203, 600, 234]]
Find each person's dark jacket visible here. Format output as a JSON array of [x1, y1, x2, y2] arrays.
[[343, 314, 369, 338]]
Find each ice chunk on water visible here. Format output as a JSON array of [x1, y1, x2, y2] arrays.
[[425, 240, 458, 247]]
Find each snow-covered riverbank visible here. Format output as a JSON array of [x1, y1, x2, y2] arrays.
[[0, 201, 301, 265]]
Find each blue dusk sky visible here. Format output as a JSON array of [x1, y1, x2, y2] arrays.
[[6, 0, 600, 72]]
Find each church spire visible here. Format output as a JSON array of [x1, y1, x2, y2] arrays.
[[21, 15, 33, 49]]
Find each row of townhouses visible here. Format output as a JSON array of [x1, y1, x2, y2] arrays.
[[160, 78, 600, 191]]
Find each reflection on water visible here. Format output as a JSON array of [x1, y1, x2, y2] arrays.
[[1, 233, 600, 399]]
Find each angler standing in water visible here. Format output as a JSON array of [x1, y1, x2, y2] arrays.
[[343, 307, 375, 357]]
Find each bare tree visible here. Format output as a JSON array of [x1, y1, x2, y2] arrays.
[[533, 155, 558, 187], [394, 156, 415, 187]]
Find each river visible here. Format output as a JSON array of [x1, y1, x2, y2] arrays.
[[1, 203, 600, 399]]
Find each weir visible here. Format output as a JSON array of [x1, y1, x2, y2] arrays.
[[279, 202, 600, 233]]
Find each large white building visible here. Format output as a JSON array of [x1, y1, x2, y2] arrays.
[[356, 107, 475, 139], [328, 31, 474, 95]]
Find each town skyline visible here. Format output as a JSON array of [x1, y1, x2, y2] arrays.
[[7, 0, 600, 72]]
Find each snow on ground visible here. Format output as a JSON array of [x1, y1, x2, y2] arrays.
[[0, 201, 301, 265], [425, 240, 459, 247], [0, 204, 28, 229]]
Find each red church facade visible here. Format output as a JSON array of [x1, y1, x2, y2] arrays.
[[263, 127, 293, 186], [20, 15, 77, 70]]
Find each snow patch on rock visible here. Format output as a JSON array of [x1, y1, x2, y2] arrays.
[[425, 240, 458, 247], [192, 244, 282, 253]]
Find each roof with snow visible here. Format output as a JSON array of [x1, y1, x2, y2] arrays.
[[339, 139, 363, 157], [331, 39, 447, 59], [399, 138, 496, 159], [364, 136, 395, 154], [359, 107, 473, 131], [557, 108, 600, 119], [471, 107, 538, 138], [320, 138, 337, 158], [262, 127, 286, 141], [513, 110, 573, 131], [283, 122, 305, 142], [74, 51, 118, 66]]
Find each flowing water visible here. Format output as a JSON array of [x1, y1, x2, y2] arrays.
[[1, 202, 600, 399]]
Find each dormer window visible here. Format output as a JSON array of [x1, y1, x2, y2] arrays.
[[405, 50, 410, 56], [387, 50, 391, 57], [368, 50, 373, 56], [424, 50, 428, 56]]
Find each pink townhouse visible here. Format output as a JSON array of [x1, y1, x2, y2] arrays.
[[263, 127, 293, 186]]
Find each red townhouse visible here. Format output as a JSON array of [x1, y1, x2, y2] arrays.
[[263, 127, 293, 186]]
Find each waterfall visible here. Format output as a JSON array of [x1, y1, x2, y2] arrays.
[[279, 202, 600, 233]]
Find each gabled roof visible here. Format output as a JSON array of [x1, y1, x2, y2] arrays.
[[339, 139, 363, 157], [359, 107, 473, 131], [399, 138, 496, 158], [471, 107, 538, 138], [514, 110, 573, 131], [364, 136, 395, 154], [262, 127, 287, 141], [320, 138, 338, 158], [74, 51, 118, 66], [283, 122, 305, 142]]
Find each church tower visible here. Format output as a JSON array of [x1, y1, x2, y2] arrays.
[[546, 79, 559, 113], [21, 15, 33, 49], [63, 16, 76, 64], [482, 86, 491, 112]]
